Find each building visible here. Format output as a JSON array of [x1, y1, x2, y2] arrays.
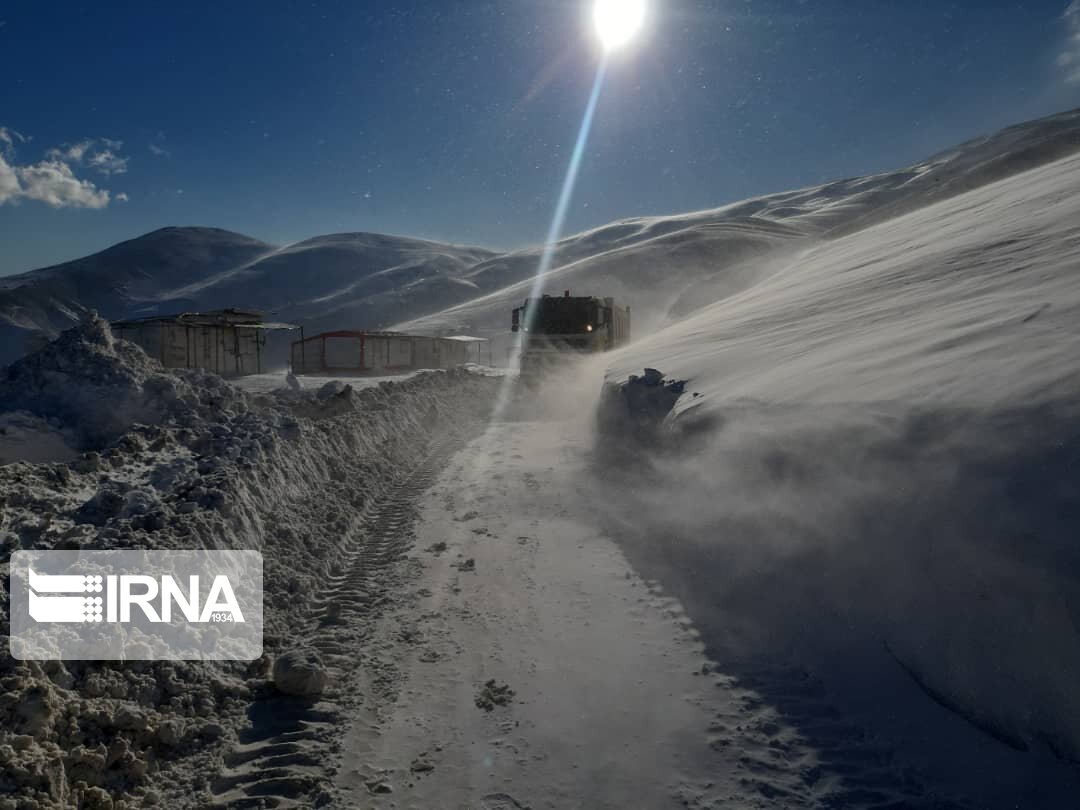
[[112, 309, 299, 378], [442, 335, 493, 365], [290, 331, 488, 375]]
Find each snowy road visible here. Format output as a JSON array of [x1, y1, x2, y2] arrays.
[[193, 373, 1078, 809], [335, 416, 729, 809], [327, 409, 986, 809]]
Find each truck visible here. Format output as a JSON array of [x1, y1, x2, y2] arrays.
[[511, 291, 631, 379]]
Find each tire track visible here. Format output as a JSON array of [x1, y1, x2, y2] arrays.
[[209, 441, 457, 808]]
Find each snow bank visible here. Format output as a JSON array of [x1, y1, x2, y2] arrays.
[[0, 413, 77, 466], [592, 149, 1080, 789], [0, 313, 253, 453], [0, 320, 498, 808]]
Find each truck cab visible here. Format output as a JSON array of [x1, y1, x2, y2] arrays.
[[511, 291, 630, 378]]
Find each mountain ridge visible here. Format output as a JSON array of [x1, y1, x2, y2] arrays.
[[3, 106, 1079, 368]]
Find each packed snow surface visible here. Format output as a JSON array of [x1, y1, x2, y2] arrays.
[[590, 147, 1080, 796]]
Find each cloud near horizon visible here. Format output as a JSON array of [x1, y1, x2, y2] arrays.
[[0, 128, 125, 209]]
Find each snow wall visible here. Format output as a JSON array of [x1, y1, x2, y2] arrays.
[[0, 317, 500, 808]]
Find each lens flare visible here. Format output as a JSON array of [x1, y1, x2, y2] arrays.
[[488, 60, 609, 422], [490, 2, 645, 420], [593, 0, 646, 51]]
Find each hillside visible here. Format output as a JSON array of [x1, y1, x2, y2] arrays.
[[583, 139, 1080, 803], [0, 228, 273, 363], [397, 107, 1080, 345], [0, 229, 496, 367], [2, 108, 1079, 372], [4, 107, 1080, 809]]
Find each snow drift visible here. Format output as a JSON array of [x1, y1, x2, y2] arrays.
[[396, 107, 1080, 345], [0, 320, 498, 808], [0, 313, 257, 453], [590, 146, 1080, 802]]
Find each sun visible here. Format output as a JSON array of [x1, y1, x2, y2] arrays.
[[593, 0, 647, 51]]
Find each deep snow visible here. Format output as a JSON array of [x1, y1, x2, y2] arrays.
[[394, 107, 1080, 347], [2, 104, 1080, 809], [373, 109, 1080, 798], [584, 146, 1080, 802], [0, 319, 499, 807]]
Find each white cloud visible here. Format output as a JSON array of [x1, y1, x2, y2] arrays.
[[46, 138, 129, 175], [46, 141, 90, 163], [16, 160, 111, 208], [86, 149, 128, 175], [1063, 1, 1080, 84], [115, 192, 130, 202], [0, 127, 27, 157], [0, 127, 121, 209], [149, 131, 170, 158], [0, 155, 21, 203]]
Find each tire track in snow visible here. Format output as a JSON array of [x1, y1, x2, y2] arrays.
[[209, 441, 458, 808]]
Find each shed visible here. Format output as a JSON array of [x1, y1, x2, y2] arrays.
[[290, 331, 477, 376], [441, 336, 492, 365], [112, 309, 299, 378]]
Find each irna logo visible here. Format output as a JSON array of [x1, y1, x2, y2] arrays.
[[10, 551, 262, 661], [27, 569, 246, 624]]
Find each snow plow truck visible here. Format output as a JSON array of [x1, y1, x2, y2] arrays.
[[511, 291, 631, 380]]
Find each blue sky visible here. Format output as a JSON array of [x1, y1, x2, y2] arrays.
[[1, 0, 1079, 274]]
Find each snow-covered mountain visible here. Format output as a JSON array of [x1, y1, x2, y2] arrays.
[[3, 105, 1080, 807], [397, 107, 1080, 342], [0, 228, 273, 363], [0, 229, 496, 366], [391, 104, 1080, 789], [583, 119, 1080, 785], [3, 107, 1079, 371]]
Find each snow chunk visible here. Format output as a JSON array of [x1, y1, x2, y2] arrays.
[[272, 650, 330, 697]]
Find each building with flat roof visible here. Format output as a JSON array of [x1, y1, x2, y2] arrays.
[[290, 331, 488, 375], [113, 309, 299, 377]]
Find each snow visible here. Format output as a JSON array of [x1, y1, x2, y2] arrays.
[[584, 148, 1080, 799], [371, 124, 1080, 804], [4, 110, 1078, 371], [233, 370, 418, 394], [605, 150, 1080, 410], [0, 412, 77, 466], [0, 319, 500, 807], [394, 107, 1080, 345], [336, 418, 731, 808], [2, 105, 1080, 807]]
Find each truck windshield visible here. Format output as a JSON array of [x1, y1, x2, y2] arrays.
[[526, 299, 597, 335]]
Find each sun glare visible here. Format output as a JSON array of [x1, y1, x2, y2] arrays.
[[593, 0, 647, 51]]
